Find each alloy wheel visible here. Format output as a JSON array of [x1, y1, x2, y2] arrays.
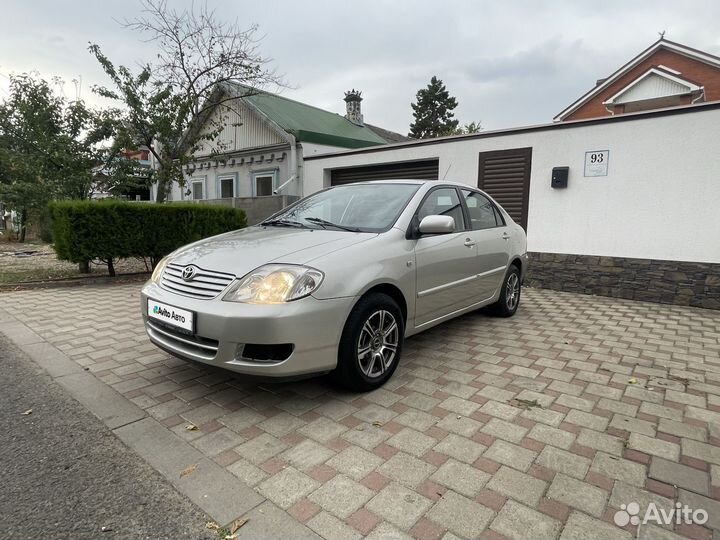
[[357, 309, 399, 378], [506, 273, 520, 311]]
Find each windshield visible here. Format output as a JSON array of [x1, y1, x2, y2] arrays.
[[265, 183, 421, 232]]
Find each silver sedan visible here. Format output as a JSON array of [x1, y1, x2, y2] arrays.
[[141, 180, 527, 390]]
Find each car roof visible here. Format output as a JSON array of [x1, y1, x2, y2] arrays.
[[341, 179, 474, 188]]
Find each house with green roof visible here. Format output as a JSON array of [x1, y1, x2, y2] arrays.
[[154, 83, 408, 212]]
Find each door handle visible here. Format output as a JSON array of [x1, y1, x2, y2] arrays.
[[502, 232, 511, 240], [464, 238, 476, 248]]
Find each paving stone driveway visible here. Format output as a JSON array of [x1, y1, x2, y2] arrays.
[[4, 283, 720, 540]]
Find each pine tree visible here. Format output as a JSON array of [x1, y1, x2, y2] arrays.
[[408, 76, 459, 139]]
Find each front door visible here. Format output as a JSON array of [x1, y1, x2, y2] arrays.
[[414, 187, 480, 326]]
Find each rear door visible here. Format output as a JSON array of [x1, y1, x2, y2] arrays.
[[460, 189, 510, 299], [413, 187, 480, 326]]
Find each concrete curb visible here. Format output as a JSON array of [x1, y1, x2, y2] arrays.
[[113, 417, 265, 525], [0, 318, 320, 538]]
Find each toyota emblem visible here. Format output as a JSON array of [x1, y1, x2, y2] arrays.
[[182, 265, 198, 282]]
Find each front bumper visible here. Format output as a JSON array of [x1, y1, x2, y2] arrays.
[[141, 281, 355, 377]]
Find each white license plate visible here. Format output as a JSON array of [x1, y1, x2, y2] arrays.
[[147, 299, 194, 333]]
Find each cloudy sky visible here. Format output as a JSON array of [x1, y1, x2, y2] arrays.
[[2, 1, 720, 134]]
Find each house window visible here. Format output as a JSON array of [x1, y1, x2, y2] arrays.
[[219, 176, 235, 198], [191, 180, 204, 200], [253, 171, 277, 197]]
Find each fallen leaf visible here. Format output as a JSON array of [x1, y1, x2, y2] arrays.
[[514, 399, 542, 410], [223, 535, 237, 540], [21, 409, 33, 415], [185, 424, 198, 431], [231, 519, 248, 534], [628, 378, 637, 384], [372, 421, 382, 427], [205, 521, 220, 530], [181, 463, 198, 478]]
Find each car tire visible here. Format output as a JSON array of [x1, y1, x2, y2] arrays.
[[488, 265, 522, 317], [333, 293, 404, 392]]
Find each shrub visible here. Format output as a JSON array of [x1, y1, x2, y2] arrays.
[[49, 200, 247, 275]]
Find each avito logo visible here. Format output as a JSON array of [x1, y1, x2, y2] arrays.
[[614, 501, 708, 527], [152, 305, 186, 324]]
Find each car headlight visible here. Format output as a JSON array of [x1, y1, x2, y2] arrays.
[[151, 257, 169, 283], [223, 264, 324, 304]]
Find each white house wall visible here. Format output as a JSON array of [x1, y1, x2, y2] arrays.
[[301, 142, 357, 156], [167, 155, 293, 201], [614, 73, 691, 103], [303, 108, 720, 264], [194, 98, 285, 156]]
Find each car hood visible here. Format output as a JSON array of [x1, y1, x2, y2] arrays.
[[169, 225, 377, 277]]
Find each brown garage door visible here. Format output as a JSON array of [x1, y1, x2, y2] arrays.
[[330, 159, 439, 185], [477, 147, 532, 230]]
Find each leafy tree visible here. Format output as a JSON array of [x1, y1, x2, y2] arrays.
[[409, 76, 459, 139], [90, 0, 284, 202], [440, 120, 483, 137], [0, 74, 114, 242]]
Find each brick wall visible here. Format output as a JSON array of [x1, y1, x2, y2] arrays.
[[564, 48, 720, 121], [526, 252, 720, 310]]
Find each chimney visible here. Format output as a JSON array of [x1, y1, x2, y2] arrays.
[[344, 89, 363, 125]]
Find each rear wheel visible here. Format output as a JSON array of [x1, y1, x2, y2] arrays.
[[333, 293, 404, 391], [488, 265, 521, 317]]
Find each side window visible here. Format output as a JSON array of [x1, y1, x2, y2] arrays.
[[492, 205, 506, 227], [417, 188, 465, 231], [253, 171, 278, 197], [191, 180, 204, 200], [219, 176, 235, 198], [461, 190, 500, 230]]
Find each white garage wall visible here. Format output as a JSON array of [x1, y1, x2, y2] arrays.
[[303, 106, 720, 264]]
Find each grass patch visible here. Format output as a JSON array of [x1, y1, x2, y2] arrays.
[[0, 268, 81, 284]]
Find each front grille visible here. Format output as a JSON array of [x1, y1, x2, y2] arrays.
[[160, 262, 235, 299], [146, 320, 219, 361]]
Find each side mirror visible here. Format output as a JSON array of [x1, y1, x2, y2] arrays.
[[418, 215, 455, 235]]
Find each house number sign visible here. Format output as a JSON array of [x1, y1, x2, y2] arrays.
[[584, 150, 609, 177]]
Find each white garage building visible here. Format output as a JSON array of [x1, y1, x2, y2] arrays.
[[303, 103, 720, 309]]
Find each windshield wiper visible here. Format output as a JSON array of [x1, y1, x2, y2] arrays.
[[305, 217, 362, 232], [262, 218, 308, 228]]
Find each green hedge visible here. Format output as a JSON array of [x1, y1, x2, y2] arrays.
[[50, 200, 247, 274]]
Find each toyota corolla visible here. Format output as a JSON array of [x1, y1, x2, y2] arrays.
[[141, 180, 527, 390]]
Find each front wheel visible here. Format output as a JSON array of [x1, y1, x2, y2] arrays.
[[333, 293, 404, 391], [488, 265, 521, 317]]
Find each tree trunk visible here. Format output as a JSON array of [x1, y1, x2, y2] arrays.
[[18, 208, 27, 243], [155, 178, 167, 202], [107, 258, 115, 277], [78, 261, 90, 273]]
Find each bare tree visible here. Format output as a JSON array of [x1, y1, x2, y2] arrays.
[[90, 0, 285, 201]]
